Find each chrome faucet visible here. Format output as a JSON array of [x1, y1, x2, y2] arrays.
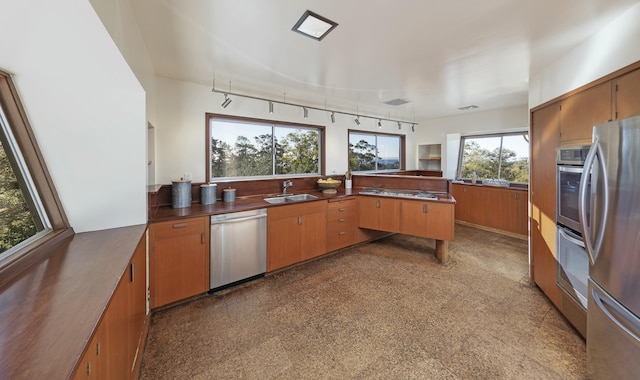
[[282, 180, 293, 195]]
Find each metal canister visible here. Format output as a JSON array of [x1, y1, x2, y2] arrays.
[[172, 180, 192, 208], [200, 184, 217, 205], [223, 188, 236, 202]]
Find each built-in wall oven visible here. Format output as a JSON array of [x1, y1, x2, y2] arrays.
[[556, 145, 591, 311]]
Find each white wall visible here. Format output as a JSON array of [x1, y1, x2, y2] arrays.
[[529, 2, 640, 108], [415, 105, 529, 178], [154, 77, 417, 184], [0, 0, 147, 232]]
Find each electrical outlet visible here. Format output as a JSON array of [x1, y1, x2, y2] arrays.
[[183, 172, 192, 181]]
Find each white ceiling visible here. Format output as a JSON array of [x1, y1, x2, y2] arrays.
[[129, 0, 639, 122]]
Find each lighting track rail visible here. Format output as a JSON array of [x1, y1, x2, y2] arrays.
[[211, 86, 417, 130]]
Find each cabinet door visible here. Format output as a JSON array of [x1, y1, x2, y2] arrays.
[[72, 327, 103, 379], [357, 197, 400, 232], [559, 81, 612, 143], [531, 103, 561, 307], [149, 217, 209, 308], [300, 212, 327, 261], [451, 184, 480, 224], [423, 202, 455, 241], [614, 68, 640, 120], [128, 237, 147, 375], [267, 214, 301, 271], [400, 201, 427, 238]]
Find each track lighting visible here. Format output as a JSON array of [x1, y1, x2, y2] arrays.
[[411, 124, 415, 132], [210, 80, 417, 128], [221, 94, 232, 108]]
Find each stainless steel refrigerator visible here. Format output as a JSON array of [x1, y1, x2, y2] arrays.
[[580, 115, 640, 379]]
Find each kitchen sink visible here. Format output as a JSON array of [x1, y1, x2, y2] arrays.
[[263, 194, 318, 204]]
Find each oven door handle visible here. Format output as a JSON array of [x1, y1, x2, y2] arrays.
[[558, 227, 585, 248], [579, 138, 607, 265]]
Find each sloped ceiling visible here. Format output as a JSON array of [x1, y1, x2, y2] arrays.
[[129, 0, 639, 121]]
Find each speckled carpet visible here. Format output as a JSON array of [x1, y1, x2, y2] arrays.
[[140, 224, 586, 379]]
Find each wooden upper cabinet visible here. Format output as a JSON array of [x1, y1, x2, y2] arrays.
[[149, 216, 209, 308], [614, 68, 640, 120], [559, 81, 612, 143]]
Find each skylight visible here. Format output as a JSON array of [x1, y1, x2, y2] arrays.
[[292, 10, 338, 41]]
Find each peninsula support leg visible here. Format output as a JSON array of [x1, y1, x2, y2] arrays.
[[435, 240, 448, 263]]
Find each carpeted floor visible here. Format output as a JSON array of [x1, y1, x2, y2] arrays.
[[139, 224, 586, 379]]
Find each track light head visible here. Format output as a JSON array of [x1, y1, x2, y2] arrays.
[[303, 107, 308, 119], [221, 94, 232, 108], [354, 117, 360, 126], [269, 101, 273, 114], [411, 124, 415, 132], [378, 120, 382, 129], [397, 122, 401, 129], [331, 112, 335, 123]]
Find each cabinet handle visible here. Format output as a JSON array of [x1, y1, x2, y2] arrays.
[[338, 218, 346, 222], [130, 262, 134, 282], [172, 223, 188, 228], [339, 231, 346, 236], [515, 193, 519, 200], [298, 216, 302, 225], [423, 204, 429, 213], [376, 199, 381, 208], [86, 362, 92, 376], [96, 341, 101, 355], [463, 188, 467, 192], [338, 208, 347, 211]]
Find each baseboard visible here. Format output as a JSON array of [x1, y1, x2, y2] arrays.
[[455, 220, 527, 241]]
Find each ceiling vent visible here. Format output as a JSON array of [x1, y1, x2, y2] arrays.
[[383, 98, 411, 106]]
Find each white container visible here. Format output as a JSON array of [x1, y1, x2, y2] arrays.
[[345, 179, 352, 189]]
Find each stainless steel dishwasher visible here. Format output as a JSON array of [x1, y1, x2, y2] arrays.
[[210, 208, 267, 290]]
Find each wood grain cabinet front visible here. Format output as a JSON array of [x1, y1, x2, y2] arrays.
[[614, 68, 640, 120], [149, 216, 209, 309], [357, 196, 400, 233], [400, 200, 454, 241], [326, 198, 358, 252], [267, 201, 327, 271], [559, 81, 612, 144], [72, 236, 147, 380]]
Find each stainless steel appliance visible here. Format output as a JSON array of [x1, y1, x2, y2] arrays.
[[555, 146, 591, 316], [556, 145, 591, 231], [210, 208, 267, 290], [580, 116, 640, 379]]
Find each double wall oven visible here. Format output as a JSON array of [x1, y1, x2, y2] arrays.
[[556, 145, 591, 310]]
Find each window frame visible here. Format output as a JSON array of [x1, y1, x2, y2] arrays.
[[347, 129, 406, 172], [0, 70, 72, 285], [205, 113, 326, 182], [456, 130, 529, 184]]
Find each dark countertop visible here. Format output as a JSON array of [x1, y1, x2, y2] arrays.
[[149, 187, 456, 223], [0, 224, 147, 379]]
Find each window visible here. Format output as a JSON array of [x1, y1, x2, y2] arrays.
[[0, 70, 70, 279], [348, 130, 404, 172], [457, 131, 529, 183], [207, 114, 324, 180]]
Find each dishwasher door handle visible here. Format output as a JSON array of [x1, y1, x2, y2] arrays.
[[211, 214, 266, 225]]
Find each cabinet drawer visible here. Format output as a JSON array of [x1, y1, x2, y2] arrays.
[[327, 206, 356, 221], [327, 198, 356, 210], [326, 221, 357, 252], [150, 217, 206, 238], [327, 217, 356, 234], [268, 200, 326, 220]]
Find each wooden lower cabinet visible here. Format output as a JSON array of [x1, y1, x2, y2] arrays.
[[451, 183, 527, 237], [326, 197, 358, 252], [73, 235, 147, 380], [400, 200, 454, 241], [357, 196, 400, 232], [267, 201, 326, 271], [149, 216, 209, 308]]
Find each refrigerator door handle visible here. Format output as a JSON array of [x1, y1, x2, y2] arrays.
[[592, 286, 640, 344], [579, 138, 608, 265]]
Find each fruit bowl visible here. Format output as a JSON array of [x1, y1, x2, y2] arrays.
[[317, 179, 342, 194]]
